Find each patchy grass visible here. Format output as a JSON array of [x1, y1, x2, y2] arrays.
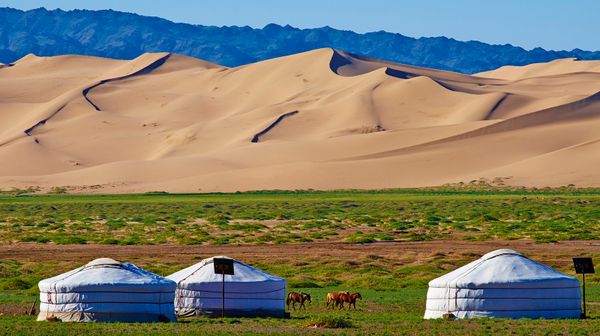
[[0, 191, 598, 245], [306, 315, 354, 328]]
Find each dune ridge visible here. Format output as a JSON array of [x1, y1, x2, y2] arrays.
[[0, 48, 598, 192]]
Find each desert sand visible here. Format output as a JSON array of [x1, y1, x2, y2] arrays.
[[0, 49, 598, 192]]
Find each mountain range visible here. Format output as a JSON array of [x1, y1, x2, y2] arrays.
[[1, 7, 600, 73]]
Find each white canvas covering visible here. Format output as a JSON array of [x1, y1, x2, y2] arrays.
[[424, 249, 581, 319], [167, 256, 286, 317], [38, 258, 176, 322]]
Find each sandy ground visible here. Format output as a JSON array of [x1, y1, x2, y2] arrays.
[[0, 49, 599, 192], [1, 240, 598, 266]]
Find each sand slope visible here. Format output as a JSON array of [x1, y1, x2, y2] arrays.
[[0, 49, 598, 192]]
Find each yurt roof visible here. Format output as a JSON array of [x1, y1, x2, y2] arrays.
[[428, 249, 579, 289], [39, 258, 175, 293], [85, 257, 122, 267], [167, 256, 284, 284]]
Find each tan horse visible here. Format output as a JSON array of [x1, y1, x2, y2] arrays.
[[287, 292, 311, 310], [326, 291, 349, 309], [338, 292, 362, 310]]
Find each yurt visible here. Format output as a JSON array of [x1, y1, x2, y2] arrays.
[[38, 258, 177, 322], [424, 249, 581, 319], [168, 256, 287, 317]]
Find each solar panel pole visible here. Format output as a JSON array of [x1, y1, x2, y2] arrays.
[[573, 257, 594, 319], [582, 272, 586, 319], [214, 258, 234, 319], [221, 269, 225, 318]]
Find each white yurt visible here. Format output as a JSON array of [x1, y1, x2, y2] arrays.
[[424, 249, 581, 319], [38, 258, 177, 322], [167, 256, 287, 317]]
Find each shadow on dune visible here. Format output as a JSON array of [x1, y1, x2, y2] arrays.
[[251, 110, 299, 143], [82, 53, 172, 111]]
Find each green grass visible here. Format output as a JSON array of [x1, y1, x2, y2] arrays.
[[1, 286, 599, 335], [0, 191, 598, 245]]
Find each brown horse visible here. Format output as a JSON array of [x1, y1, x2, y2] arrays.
[[338, 292, 362, 310], [326, 291, 349, 309], [287, 292, 311, 310]]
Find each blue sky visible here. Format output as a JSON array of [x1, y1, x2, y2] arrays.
[[2, 0, 598, 51]]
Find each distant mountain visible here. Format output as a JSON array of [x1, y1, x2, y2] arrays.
[[1, 7, 600, 73]]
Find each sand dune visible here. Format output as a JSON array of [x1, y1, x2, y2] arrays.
[[477, 58, 600, 80], [0, 48, 598, 192]]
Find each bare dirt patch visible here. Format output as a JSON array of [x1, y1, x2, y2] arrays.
[[1, 240, 597, 269]]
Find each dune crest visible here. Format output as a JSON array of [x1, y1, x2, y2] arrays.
[[0, 48, 598, 192]]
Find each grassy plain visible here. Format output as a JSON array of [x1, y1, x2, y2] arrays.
[[0, 189, 598, 335], [1, 189, 599, 246]]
